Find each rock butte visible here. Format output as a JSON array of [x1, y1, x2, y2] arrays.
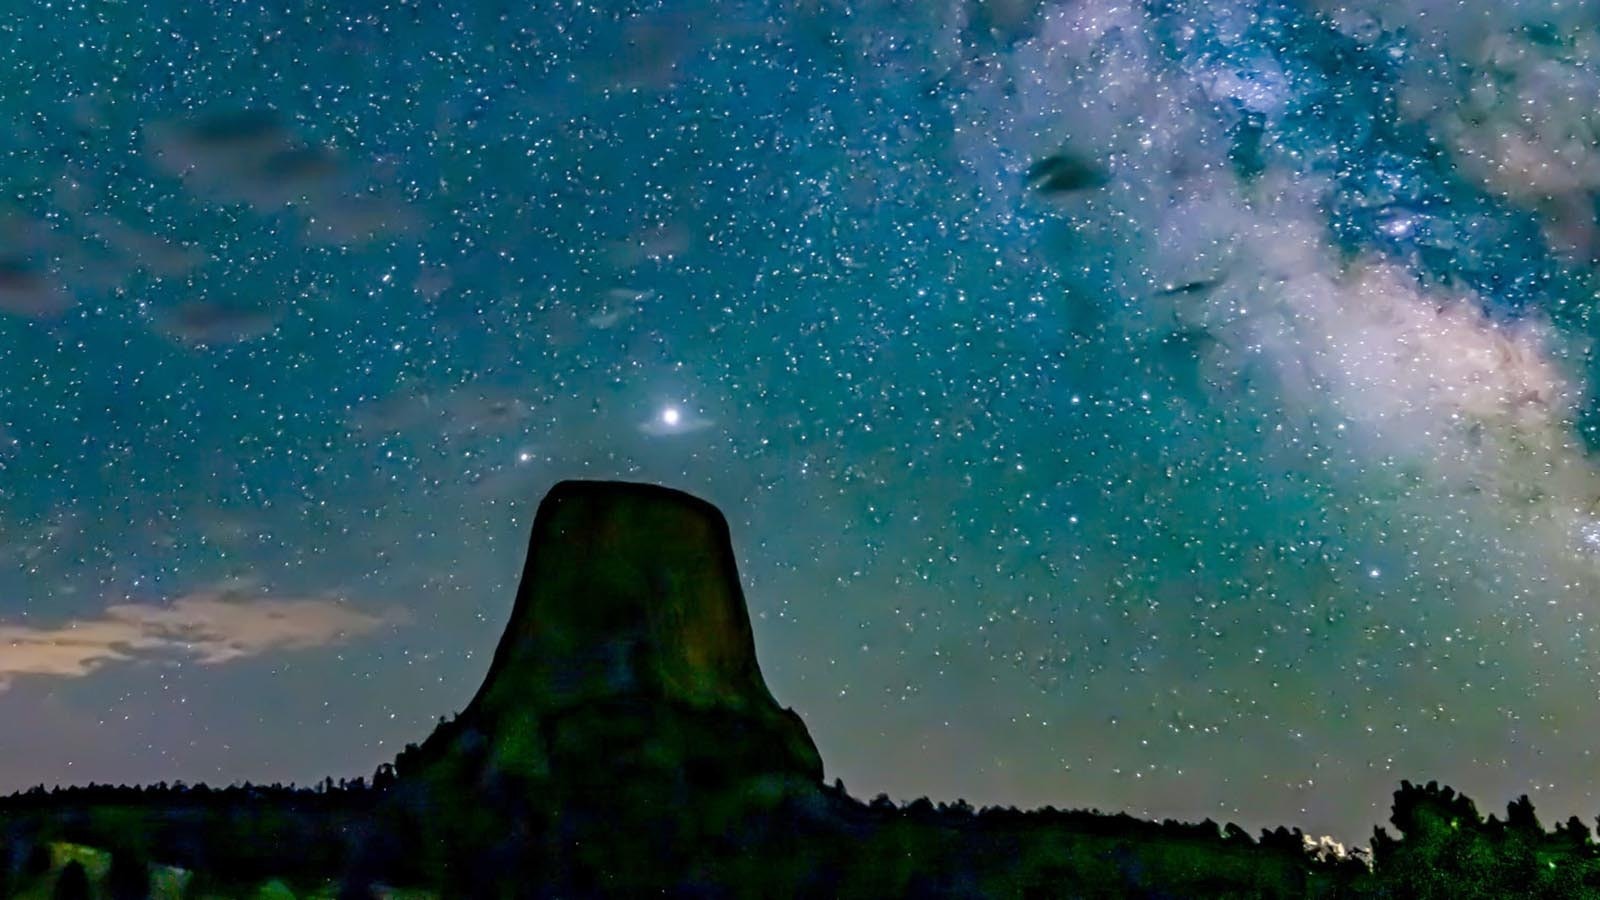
[[411, 479, 823, 793]]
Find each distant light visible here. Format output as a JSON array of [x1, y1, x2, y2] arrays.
[[661, 407, 681, 426]]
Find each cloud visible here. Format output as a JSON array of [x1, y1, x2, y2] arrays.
[[0, 259, 74, 320], [606, 221, 693, 269], [587, 287, 656, 330], [153, 301, 282, 347], [81, 213, 207, 278], [0, 585, 406, 689], [143, 109, 416, 247], [348, 383, 535, 438]]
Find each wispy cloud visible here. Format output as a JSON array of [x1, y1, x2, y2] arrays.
[[0, 584, 406, 689]]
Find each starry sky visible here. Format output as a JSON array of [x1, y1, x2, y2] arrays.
[[4, 0, 1600, 846]]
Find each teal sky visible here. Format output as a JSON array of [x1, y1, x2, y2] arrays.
[[3, 0, 1600, 845]]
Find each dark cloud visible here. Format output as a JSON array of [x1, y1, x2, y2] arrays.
[[144, 110, 416, 247], [0, 260, 73, 319], [1025, 153, 1108, 195], [154, 301, 282, 347]]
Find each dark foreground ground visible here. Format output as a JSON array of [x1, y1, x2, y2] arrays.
[[2, 771, 1599, 898]]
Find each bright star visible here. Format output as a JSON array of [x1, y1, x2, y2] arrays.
[[639, 405, 711, 437]]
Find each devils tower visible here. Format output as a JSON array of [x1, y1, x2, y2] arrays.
[[397, 479, 822, 801]]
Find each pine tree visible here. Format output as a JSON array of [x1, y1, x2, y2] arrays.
[[52, 860, 90, 900], [107, 849, 150, 900]]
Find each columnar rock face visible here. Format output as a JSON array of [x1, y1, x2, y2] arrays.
[[447, 479, 822, 789]]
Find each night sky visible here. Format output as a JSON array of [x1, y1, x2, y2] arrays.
[[3, 0, 1600, 846]]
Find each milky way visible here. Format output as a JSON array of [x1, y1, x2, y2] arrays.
[[3, 0, 1600, 844]]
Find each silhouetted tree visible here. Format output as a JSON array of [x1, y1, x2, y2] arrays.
[[939, 799, 974, 816], [53, 860, 90, 900], [1259, 825, 1305, 853], [107, 849, 150, 900], [1556, 815, 1592, 849], [24, 841, 52, 878], [1506, 794, 1541, 836], [394, 742, 423, 779], [371, 763, 397, 792]]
